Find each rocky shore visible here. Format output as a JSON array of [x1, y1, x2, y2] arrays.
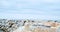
[[0, 19, 60, 32]]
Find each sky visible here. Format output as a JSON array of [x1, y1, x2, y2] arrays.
[[0, 0, 60, 20]]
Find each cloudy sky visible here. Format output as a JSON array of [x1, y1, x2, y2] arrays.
[[0, 0, 60, 20]]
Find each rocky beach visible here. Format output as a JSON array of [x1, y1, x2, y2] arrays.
[[0, 19, 60, 32]]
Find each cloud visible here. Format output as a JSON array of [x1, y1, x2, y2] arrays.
[[0, 0, 60, 20], [0, 0, 60, 10], [0, 13, 60, 20]]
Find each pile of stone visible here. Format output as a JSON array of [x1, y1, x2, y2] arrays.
[[0, 19, 25, 32], [13, 20, 60, 32], [0, 19, 60, 32]]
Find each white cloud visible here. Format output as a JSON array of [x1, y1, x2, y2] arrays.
[[0, 13, 60, 20], [0, 0, 60, 20]]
